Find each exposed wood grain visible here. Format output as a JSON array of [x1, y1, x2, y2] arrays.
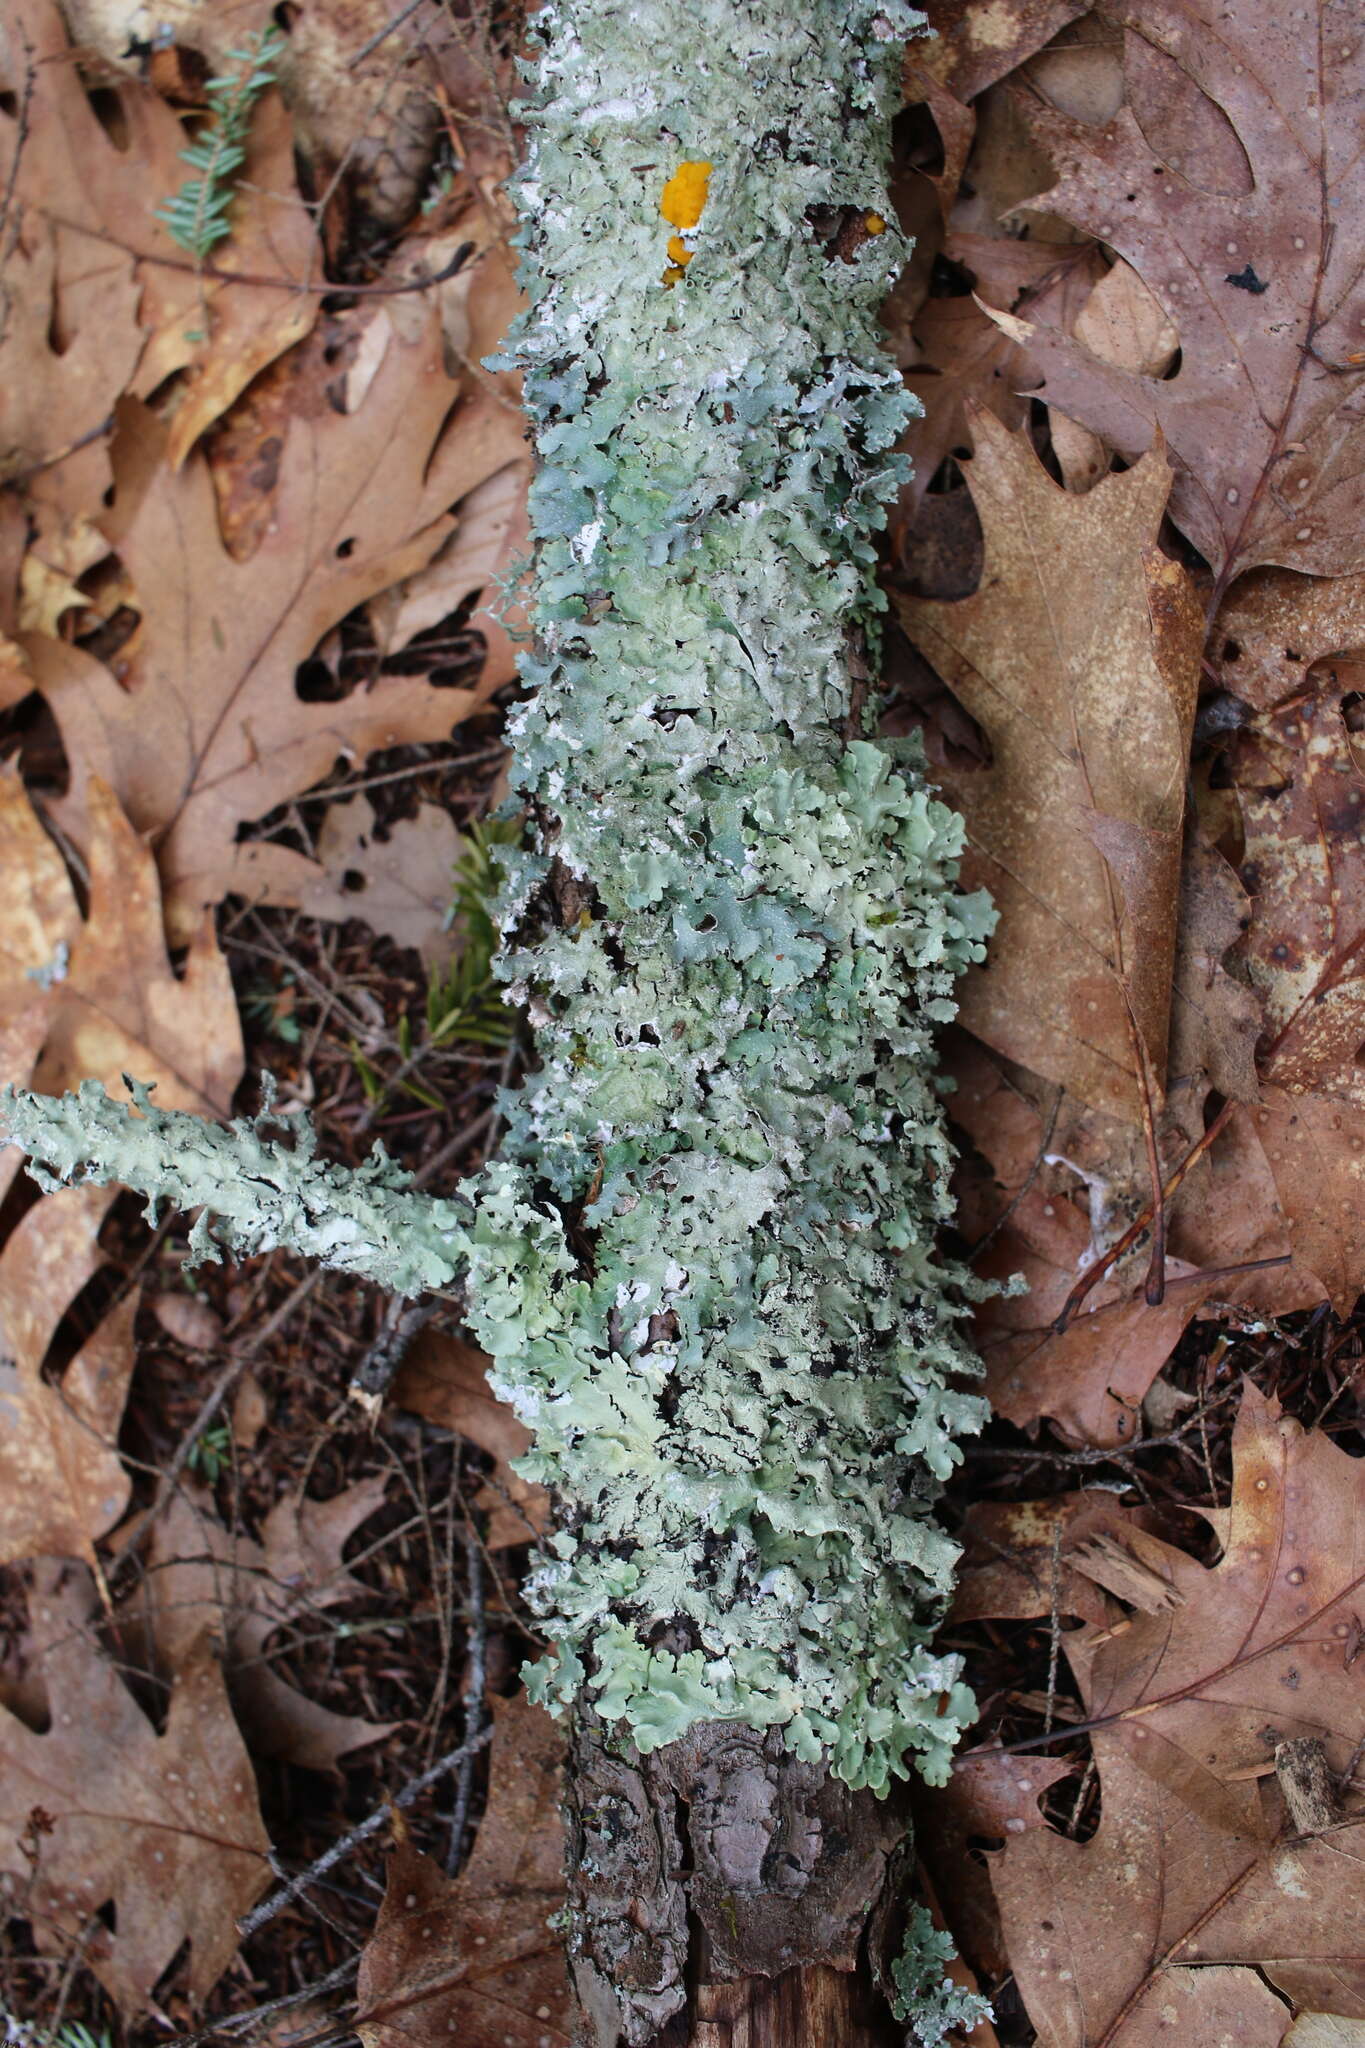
[[688, 1964, 896, 2048]]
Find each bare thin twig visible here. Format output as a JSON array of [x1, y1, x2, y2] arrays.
[[1053, 1099, 1235, 1330], [159, 1955, 361, 2048], [349, 0, 435, 67], [0, 34, 34, 261], [34, 212, 474, 295], [1043, 1520, 1063, 1739], [108, 1270, 322, 1576], [238, 1719, 495, 1939], [446, 1522, 488, 1873], [349, 1294, 437, 1407]]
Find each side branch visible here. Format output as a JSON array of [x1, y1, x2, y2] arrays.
[[0, 1079, 473, 1297]]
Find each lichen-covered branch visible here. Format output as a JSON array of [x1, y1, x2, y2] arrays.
[[2, 0, 993, 1814], [477, 0, 993, 1797], [0, 1077, 473, 1295]]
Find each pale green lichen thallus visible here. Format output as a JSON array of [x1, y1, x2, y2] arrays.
[[480, 0, 994, 1791]]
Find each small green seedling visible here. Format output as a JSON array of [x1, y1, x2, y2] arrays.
[[187, 1419, 232, 1484], [241, 974, 302, 1047]]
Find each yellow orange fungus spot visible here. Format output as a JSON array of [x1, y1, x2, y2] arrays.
[[660, 159, 712, 230], [864, 211, 887, 235], [662, 264, 687, 289], [666, 233, 693, 267]]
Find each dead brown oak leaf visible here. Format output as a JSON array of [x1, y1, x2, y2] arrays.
[[901, 236, 1106, 536], [1286, 2020, 1365, 2046], [0, 1184, 134, 1568], [366, 431, 531, 687], [888, 53, 1120, 572], [356, 1692, 573, 2048], [949, 69, 1063, 241], [897, 409, 1202, 1124], [1164, 1094, 1326, 1320], [1248, 1087, 1365, 1322], [0, 767, 243, 1119], [945, 1029, 1320, 1435], [67, 0, 522, 233], [0, 769, 238, 1565], [217, 245, 530, 949], [157, 85, 319, 471], [0, 765, 80, 1129], [282, 794, 467, 967], [948, 231, 1106, 331], [952, 1491, 1182, 1631], [1019, 10, 1125, 131], [988, 1385, 1365, 2044], [0, 204, 141, 521], [15, 508, 117, 642], [1167, 827, 1261, 1106], [890, 65, 1104, 507], [900, 295, 1040, 508], [1003, 0, 1365, 587], [394, 1329, 550, 1550], [913, 1750, 1072, 1985], [901, 57, 975, 237], [199, 221, 525, 596], [963, 1065, 1347, 1409], [973, 1174, 1214, 1444], [1229, 686, 1365, 1103], [0, 773, 237, 1567], [1023, 3, 1255, 196], [1048, 259, 1179, 494], [30, 291, 526, 943], [916, 0, 1090, 105], [946, 1036, 1214, 1442], [1215, 568, 1365, 711], [992, 1734, 1365, 2046], [0, 1561, 270, 2017], [0, 0, 316, 508], [1219, 683, 1365, 1312], [124, 1476, 398, 1772], [33, 777, 244, 1116]]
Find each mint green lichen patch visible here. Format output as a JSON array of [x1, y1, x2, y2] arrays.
[[477, 0, 993, 1792], [0, 0, 994, 1799]]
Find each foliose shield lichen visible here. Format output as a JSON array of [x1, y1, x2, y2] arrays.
[[480, 0, 993, 1793]]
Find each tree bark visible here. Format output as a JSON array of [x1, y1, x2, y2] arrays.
[[564, 1711, 908, 2045]]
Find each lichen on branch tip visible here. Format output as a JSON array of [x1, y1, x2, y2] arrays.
[[0, 1077, 473, 1300]]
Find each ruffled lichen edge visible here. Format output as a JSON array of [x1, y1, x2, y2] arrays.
[[0, 0, 996, 1801]]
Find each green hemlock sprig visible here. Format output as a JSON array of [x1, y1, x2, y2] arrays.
[[2, 0, 994, 1798], [155, 26, 286, 260]]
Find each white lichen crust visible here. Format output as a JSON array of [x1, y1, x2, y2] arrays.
[[0, 0, 994, 1798], [481, 0, 992, 1792]]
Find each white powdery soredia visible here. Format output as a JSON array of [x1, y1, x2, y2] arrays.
[[0, 0, 994, 1799]]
